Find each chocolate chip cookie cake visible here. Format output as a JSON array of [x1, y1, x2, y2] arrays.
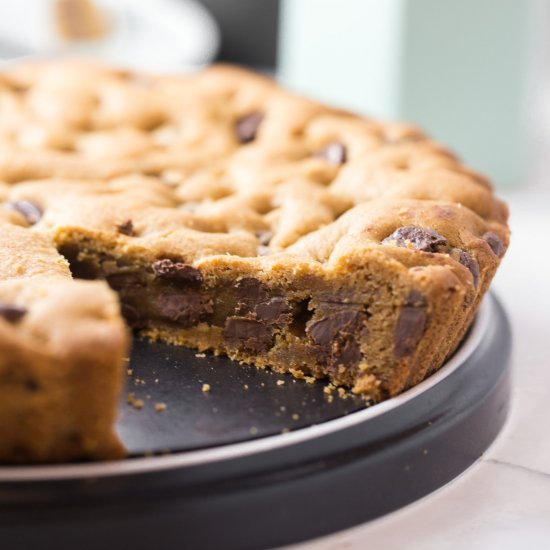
[[0, 60, 509, 463]]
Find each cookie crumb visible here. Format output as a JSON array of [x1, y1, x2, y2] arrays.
[[276, 379, 285, 386], [202, 383, 211, 393], [243, 384, 249, 390], [289, 368, 304, 379], [195, 352, 206, 358], [155, 402, 167, 412], [126, 368, 133, 376], [337, 387, 348, 399], [291, 413, 300, 421], [249, 426, 258, 435], [127, 392, 144, 409]]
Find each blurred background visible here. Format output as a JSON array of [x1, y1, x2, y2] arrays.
[[0, 0, 547, 189]]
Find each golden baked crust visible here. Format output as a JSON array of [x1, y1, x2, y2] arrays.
[[0, 60, 509, 462], [0, 214, 127, 462]]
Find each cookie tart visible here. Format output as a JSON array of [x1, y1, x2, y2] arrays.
[[0, 61, 509, 462]]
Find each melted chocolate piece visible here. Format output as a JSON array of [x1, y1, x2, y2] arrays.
[[255, 297, 291, 323], [223, 317, 273, 353], [152, 259, 203, 285], [316, 141, 347, 165], [152, 291, 212, 327], [394, 291, 428, 358], [235, 112, 263, 143], [255, 230, 273, 246], [105, 271, 146, 293], [458, 250, 480, 288], [307, 306, 365, 346], [25, 379, 40, 392], [483, 232, 504, 257], [306, 302, 368, 372], [120, 303, 142, 329], [116, 220, 135, 236], [382, 226, 447, 253], [235, 278, 269, 312], [5, 200, 42, 225], [0, 302, 27, 323], [329, 338, 361, 370], [234, 278, 292, 325]]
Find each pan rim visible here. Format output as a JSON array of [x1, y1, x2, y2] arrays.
[[0, 293, 492, 482]]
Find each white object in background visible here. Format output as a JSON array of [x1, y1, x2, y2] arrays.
[[278, 0, 536, 186], [0, 0, 220, 72]]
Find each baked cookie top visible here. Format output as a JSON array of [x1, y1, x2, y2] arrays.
[[0, 60, 509, 296]]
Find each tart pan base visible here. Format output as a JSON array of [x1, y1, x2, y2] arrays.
[[0, 292, 511, 550]]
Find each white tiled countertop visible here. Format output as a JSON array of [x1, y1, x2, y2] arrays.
[[290, 189, 550, 550]]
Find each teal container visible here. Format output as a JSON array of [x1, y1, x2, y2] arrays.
[[278, 0, 536, 186]]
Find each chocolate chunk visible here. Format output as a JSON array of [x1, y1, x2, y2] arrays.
[[5, 200, 42, 225], [458, 250, 480, 288], [306, 302, 367, 372], [234, 278, 292, 325], [25, 379, 39, 392], [394, 292, 428, 358], [116, 220, 135, 236], [382, 226, 447, 253], [120, 303, 142, 329], [316, 141, 347, 165], [152, 291, 212, 327], [235, 112, 263, 143], [307, 305, 366, 346], [152, 259, 203, 285], [0, 302, 27, 323], [255, 297, 292, 324], [235, 278, 269, 311], [255, 230, 273, 246], [483, 232, 504, 257], [329, 338, 362, 370], [105, 271, 145, 293], [223, 317, 273, 352]]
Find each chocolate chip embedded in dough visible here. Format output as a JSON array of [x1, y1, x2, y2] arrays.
[[255, 230, 273, 246], [116, 220, 135, 236], [223, 317, 273, 353], [120, 303, 142, 329], [235, 112, 263, 143], [105, 271, 146, 293], [458, 250, 480, 288], [234, 278, 292, 324], [25, 379, 39, 392], [483, 232, 505, 257], [235, 278, 269, 308], [328, 338, 362, 370], [152, 291, 212, 327], [382, 226, 447, 253], [152, 259, 203, 285], [306, 305, 366, 346], [394, 291, 428, 358], [5, 200, 42, 225], [0, 302, 27, 323], [315, 141, 347, 165], [255, 296, 292, 324], [234, 277, 269, 316]]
